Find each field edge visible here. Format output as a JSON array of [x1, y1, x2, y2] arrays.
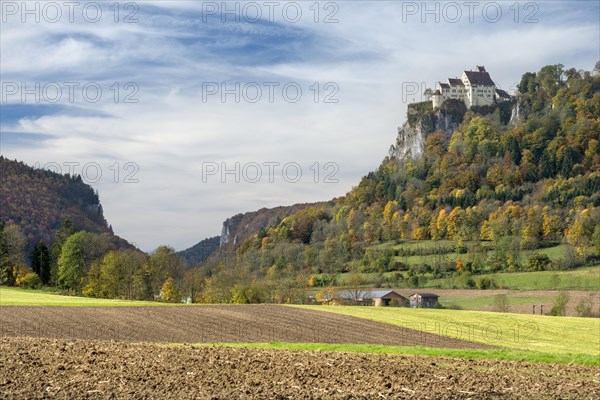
[[166, 341, 600, 366]]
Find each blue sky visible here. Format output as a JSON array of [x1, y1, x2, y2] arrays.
[[1, 1, 599, 251]]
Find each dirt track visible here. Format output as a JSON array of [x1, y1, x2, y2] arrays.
[[0, 305, 491, 349], [1, 337, 598, 399]]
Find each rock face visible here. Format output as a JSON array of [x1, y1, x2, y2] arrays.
[[389, 121, 426, 160], [509, 101, 521, 124], [220, 214, 243, 247], [389, 100, 466, 161]]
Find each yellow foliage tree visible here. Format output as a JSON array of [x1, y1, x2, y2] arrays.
[[160, 277, 181, 303], [455, 258, 464, 273]]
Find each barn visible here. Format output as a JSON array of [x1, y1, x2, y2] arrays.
[[370, 290, 408, 307], [409, 292, 440, 308], [334, 290, 408, 307]]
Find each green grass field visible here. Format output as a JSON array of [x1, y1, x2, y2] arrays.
[[0, 287, 176, 306], [424, 266, 600, 290], [392, 244, 574, 268], [438, 296, 552, 309], [374, 240, 582, 272], [317, 265, 599, 290], [478, 267, 600, 290], [294, 305, 600, 357]]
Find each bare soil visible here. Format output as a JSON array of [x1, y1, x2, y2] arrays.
[[0, 305, 491, 349], [1, 337, 598, 399]]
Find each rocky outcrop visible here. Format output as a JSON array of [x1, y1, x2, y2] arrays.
[[389, 100, 466, 160], [220, 214, 243, 247], [509, 101, 522, 124]]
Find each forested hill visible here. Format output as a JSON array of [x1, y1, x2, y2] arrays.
[[177, 236, 220, 267], [192, 63, 599, 302], [0, 157, 115, 252]]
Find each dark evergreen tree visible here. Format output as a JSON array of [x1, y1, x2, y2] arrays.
[[30, 240, 51, 285]]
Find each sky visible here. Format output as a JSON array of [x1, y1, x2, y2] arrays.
[[1, 1, 599, 251]]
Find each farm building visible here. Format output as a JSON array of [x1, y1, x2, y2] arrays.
[[334, 290, 408, 307], [409, 292, 440, 308]]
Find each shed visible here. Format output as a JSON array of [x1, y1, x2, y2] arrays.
[[370, 290, 408, 307], [335, 290, 408, 307], [409, 292, 440, 308]]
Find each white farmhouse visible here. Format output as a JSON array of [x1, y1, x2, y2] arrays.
[[431, 66, 511, 109]]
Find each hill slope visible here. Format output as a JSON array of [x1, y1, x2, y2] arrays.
[[189, 63, 600, 303], [0, 157, 124, 252], [176, 236, 220, 267]]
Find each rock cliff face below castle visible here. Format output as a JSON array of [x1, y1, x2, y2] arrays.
[[389, 100, 466, 160]]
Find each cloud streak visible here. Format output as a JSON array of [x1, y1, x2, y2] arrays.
[[1, 1, 598, 251]]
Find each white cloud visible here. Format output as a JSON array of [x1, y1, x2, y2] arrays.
[[2, 1, 598, 251]]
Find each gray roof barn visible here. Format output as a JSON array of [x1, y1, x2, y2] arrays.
[[409, 292, 440, 308]]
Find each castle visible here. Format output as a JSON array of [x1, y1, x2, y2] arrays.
[[431, 66, 511, 109]]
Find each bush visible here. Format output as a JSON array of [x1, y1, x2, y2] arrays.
[[456, 245, 468, 254], [18, 272, 42, 289], [550, 291, 569, 316], [527, 253, 551, 271], [476, 276, 495, 290], [389, 298, 406, 307], [493, 294, 510, 312], [407, 275, 420, 288], [575, 298, 593, 317]]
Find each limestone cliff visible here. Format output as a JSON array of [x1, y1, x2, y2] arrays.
[[388, 99, 466, 160]]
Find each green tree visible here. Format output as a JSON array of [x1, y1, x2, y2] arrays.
[[148, 246, 185, 296], [232, 281, 268, 304], [50, 219, 76, 285], [57, 231, 108, 291], [527, 253, 551, 272], [19, 271, 42, 289], [57, 232, 87, 290], [86, 250, 147, 299]]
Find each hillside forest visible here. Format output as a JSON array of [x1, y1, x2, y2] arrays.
[[1, 63, 599, 304]]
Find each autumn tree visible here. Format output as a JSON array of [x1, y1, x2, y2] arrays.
[[160, 277, 181, 303], [566, 208, 599, 261]]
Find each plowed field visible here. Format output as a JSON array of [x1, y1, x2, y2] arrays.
[[0, 305, 489, 349], [1, 337, 598, 399]]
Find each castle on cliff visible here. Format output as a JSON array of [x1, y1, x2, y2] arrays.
[[431, 66, 512, 109]]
